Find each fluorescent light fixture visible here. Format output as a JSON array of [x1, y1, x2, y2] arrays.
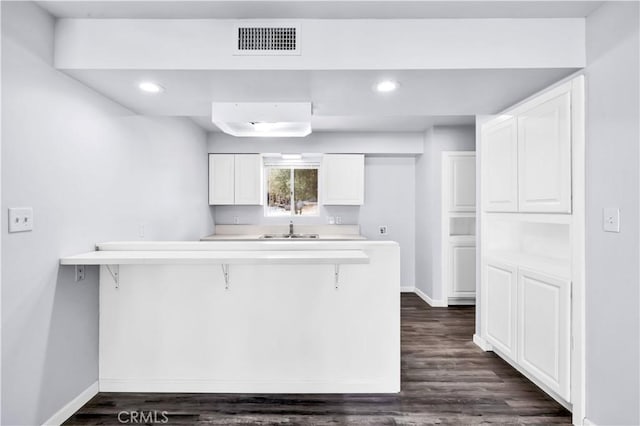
[[212, 102, 312, 137], [375, 80, 399, 93], [138, 81, 164, 94], [281, 154, 303, 160]]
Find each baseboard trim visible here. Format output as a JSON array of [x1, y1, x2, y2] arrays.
[[99, 378, 399, 393], [582, 418, 597, 426], [42, 381, 99, 426], [448, 297, 476, 306], [473, 334, 493, 352], [400, 286, 415, 293], [413, 287, 447, 307]]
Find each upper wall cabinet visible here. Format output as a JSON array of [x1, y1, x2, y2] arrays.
[[446, 152, 476, 212], [322, 154, 365, 205], [234, 155, 263, 205], [481, 83, 572, 213], [209, 154, 235, 205], [517, 92, 571, 213], [209, 154, 263, 205], [482, 118, 518, 212]]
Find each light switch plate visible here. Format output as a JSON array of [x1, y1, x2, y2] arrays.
[[8, 207, 34, 233], [603, 207, 620, 232]]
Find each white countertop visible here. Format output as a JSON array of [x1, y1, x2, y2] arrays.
[[202, 224, 366, 241], [60, 249, 370, 266], [200, 234, 366, 241]]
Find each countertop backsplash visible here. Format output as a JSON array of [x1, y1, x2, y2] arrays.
[[212, 205, 360, 225]]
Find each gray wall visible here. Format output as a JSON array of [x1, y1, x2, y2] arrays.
[[584, 2, 640, 424], [1, 3, 213, 424], [415, 126, 476, 302], [209, 134, 417, 288]]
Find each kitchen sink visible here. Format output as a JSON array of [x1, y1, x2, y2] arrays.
[[260, 233, 319, 239]]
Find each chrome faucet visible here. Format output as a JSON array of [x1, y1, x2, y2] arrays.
[[289, 221, 294, 236]]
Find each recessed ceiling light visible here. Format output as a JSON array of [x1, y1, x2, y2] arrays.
[[138, 81, 164, 94], [281, 154, 303, 160], [375, 80, 399, 93]]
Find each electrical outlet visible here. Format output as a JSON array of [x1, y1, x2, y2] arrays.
[[336, 216, 342, 224], [328, 216, 335, 225], [138, 223, 145, 239], [75, 265, 85, 282], [603, 207, 620, 232], [379, 225, 388, 235], [8, 207, 33, 233], [233, 216, 240, 225]]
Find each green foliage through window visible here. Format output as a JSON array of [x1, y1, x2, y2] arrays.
[[266, 167, 318, 216]]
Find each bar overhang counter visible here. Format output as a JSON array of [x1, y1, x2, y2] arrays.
[[61, 240, 400, 393]]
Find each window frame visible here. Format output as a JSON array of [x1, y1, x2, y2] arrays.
[[264, 164, 320, 218]]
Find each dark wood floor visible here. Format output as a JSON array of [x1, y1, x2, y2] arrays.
[[65, 293, 571, 425]]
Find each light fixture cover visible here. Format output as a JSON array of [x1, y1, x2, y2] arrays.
[[375, 80, 399, 93], [212, 102, 312, 137], [138, 81, 164, 93]]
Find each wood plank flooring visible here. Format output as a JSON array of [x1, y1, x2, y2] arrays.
[[64, 293, 571, 425]]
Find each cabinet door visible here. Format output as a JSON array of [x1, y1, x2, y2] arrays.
[[481, 118, 518, 212], [447, 153, 476, 212], [209, 154, 235, 205], [482, 260, 517, 359], [517, 92, 571, 213], [234, 154, 263, 205], [517, 267, 571, 400], [449, 241, 476, 298], [322, 154, 365, 205]]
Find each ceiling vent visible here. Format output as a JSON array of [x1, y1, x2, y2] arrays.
[[234, 23, 300, 56]]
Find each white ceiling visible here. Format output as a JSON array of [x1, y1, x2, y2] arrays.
[[64, 68, 576, 132], [38, 1, 603, 20], [42, 1, 590, 133]]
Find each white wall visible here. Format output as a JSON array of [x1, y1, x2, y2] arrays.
[[584, 2, 640, 425], [1, 3, 213, 425], [359, 157, 415, 289], [415, 126, 475, 303]]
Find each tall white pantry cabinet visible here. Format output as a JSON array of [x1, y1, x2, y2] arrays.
[[442, 152, 477, 304], [478, 76, 585, 419]]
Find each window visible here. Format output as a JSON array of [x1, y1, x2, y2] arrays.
[[265, 166, 319, 217]]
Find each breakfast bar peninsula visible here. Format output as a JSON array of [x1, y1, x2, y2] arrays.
[[61, 240, 400, 394]]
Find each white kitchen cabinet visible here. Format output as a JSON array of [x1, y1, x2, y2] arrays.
[[479, 76, 584, 412], [481, 118, 518, 212], [517, 267, 571, 400], [322, 154, 365, 205], [446, 153, 476, 212], [483, 260, 518, 359], [234, 154, 263, 205], [517, 92, 572, 213], [449, 241, 476, 298], [209, 154, 262, 205], [209, 154, 235, 205], [442, 152, 476, 305]]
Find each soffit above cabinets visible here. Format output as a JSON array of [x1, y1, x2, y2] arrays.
[[38, 1, 603, 20], [45, 2, 589, 133]]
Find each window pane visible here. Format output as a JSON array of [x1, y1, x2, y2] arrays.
[[266, 168, 291, 216], [293, 168, 318, 216]]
